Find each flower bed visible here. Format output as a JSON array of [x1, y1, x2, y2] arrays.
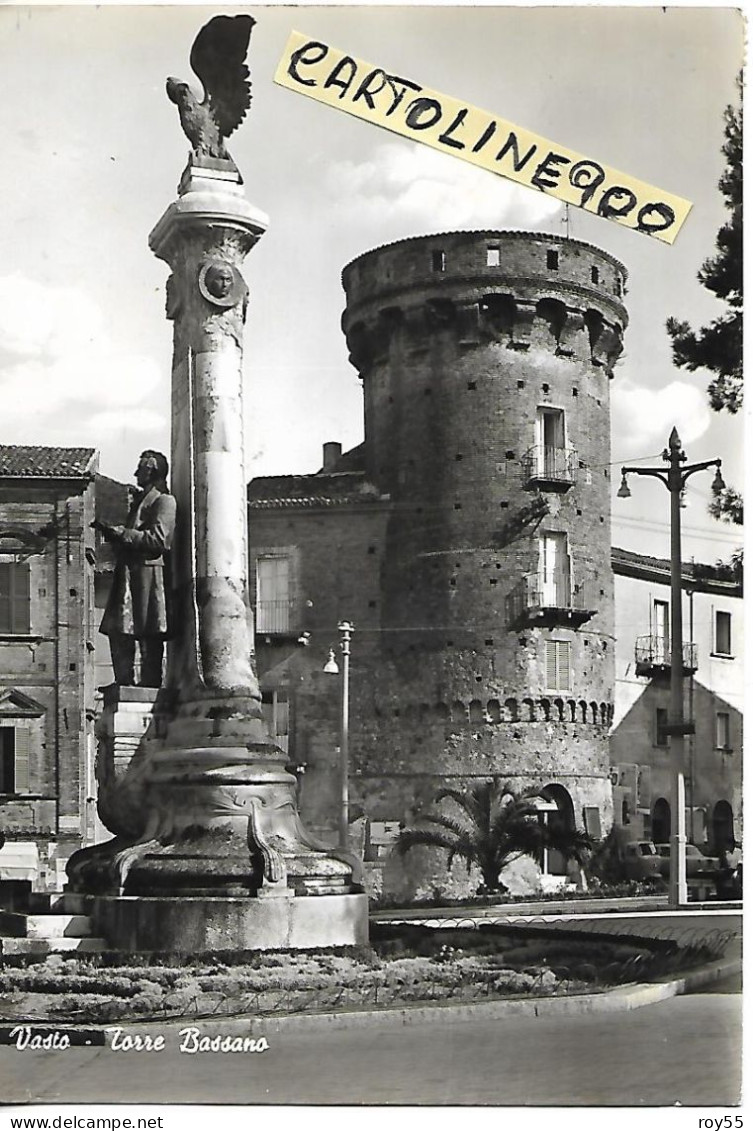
[[0, 926, 726, 1025]]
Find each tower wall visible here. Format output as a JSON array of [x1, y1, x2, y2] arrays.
[[340, 232, 628, 864]]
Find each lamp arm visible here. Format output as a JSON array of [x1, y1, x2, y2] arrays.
[[621, 466, 671, 489], [680, 459, 722, 485]]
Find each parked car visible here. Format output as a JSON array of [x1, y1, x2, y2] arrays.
[[620, 840, 663, 881], [655, 843, 718, 878]]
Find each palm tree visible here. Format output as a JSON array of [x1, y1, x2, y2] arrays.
[[394, 778, 592, 894]]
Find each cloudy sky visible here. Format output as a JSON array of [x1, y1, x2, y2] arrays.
[[0, 3, 744, 563]]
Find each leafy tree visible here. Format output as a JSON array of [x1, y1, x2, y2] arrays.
[[666, 81, 742, 417], [666, 79, 743, 531], [394, 778, 592, 894]]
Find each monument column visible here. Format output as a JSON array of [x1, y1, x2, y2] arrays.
[[150, 164, 267, 711], [65, 16, 367, 950]]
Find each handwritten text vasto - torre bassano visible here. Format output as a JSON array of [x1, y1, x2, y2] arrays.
[[275, 32, 692, 245]]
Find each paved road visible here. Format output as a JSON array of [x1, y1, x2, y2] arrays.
[[0, 991, 741, 1107]]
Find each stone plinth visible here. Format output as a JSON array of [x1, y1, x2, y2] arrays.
[[91, 893, 369, 952]]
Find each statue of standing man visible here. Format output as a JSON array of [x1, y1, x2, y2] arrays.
[[96, 451, 177, 688]]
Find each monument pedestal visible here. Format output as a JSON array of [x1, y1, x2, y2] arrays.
[[69, 680, 367, 948], [91, 893, 369, 952], [68, 156, 368, 951]]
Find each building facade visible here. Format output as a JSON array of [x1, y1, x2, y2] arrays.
[[250, 230, 631, 895], [611, 548, 742, 855], [0, 446, 100, 890]]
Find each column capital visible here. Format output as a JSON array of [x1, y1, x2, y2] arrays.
[[149, 167, 269, 267]]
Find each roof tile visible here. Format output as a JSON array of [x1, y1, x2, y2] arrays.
[[248, 471, 386, 508], [0, 445, 96, 478]]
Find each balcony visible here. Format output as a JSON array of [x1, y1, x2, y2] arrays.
[[522, 445, 577, 492], [255, 599, 296, 637], [506, 573, 598, 628], [635, 634, 698, 678]]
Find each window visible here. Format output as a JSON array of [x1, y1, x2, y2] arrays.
[[486, 246, 500, 267], [255, 557, 291, 633], [655, 707, 669, 747], [432, 249, 446, 273], [536, 407, 568, 479], [583, 806, 602, 839], [653, 599, 670, 663], [714, 610, 732, 656], [545, 640, 571, 691], [0, 561, 30, 634], [716, 712, 731, 751], [539, 533, 571, 607], [261, 690, 289, 754], [546, 249, 559, 270], [0, 725, 31, 794], [591, 265, 599, 284]]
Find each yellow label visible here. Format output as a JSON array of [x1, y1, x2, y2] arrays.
[[275, 31, 692, 245]]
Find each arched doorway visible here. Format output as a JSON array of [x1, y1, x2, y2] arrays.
[[540, 783, 576, 875], [651, 798, 671, 845], [711, 800, 734, 855]]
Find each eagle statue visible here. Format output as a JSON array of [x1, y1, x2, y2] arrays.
[[166, 14, 255, 165]]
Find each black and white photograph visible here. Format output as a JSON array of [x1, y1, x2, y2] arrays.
[[0, 1, 743, 1116]]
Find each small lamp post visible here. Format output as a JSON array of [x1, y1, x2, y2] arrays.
[[323, 621, 355, 849], [619, 427, 724, 908]]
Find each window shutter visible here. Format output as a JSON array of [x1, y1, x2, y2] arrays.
[[275, 695, 289, 737], [545, 641, 571, 690], [545, 641, 557, 688], [13, 564, 30, 633], [0, 562, 30, 633], [13, 724, 31, 793], [256, 557, 290, 633], [0, 563, 10, 632], [0, 726, 14, 792], [556, 640, 571, 691]]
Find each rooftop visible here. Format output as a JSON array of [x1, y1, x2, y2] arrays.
[[612, 545, 742, 595], [248, 470, 387, 509], [0, 445, 96, 478], [342, 229, 628, 279]]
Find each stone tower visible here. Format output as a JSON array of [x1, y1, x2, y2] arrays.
[[340, 231, 628, 864]]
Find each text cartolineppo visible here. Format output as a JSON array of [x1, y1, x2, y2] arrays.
[[275, 31, 692, 245]]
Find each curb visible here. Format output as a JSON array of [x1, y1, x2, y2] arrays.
[[97, 954, 740, 1037]]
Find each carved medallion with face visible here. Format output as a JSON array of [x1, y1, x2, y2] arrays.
[[199, 260, 243, 308]]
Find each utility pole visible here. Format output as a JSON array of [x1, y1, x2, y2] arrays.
[[618, 427, 724, 907]]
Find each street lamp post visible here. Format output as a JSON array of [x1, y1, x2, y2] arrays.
[[618, 427, 724, 908], [324, 621, 355, 849]]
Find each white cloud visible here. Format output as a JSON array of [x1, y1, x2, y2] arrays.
[[612, 379, 710, 457], [0, 274, 163, 438], [0, 273, 169, 480], [326, 141, 562, 231], [0, 275, 104, 360]]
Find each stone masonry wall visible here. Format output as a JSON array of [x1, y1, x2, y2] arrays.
[[340, 231, 626, 885], [250, 230, 627, 897], [0, 482, 97, 884]]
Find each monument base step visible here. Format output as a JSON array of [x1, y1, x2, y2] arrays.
[[0, 912, 93, 939], [1, 936, 107, 955], [91, 892, 369, 952], [27, 891, 92, 915]]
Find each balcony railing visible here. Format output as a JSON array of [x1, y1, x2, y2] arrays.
[[635, 634, 698, 676], [506, 572, 598, 627], [521, 445, 577, 491], [256, 599, 295, 635]]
